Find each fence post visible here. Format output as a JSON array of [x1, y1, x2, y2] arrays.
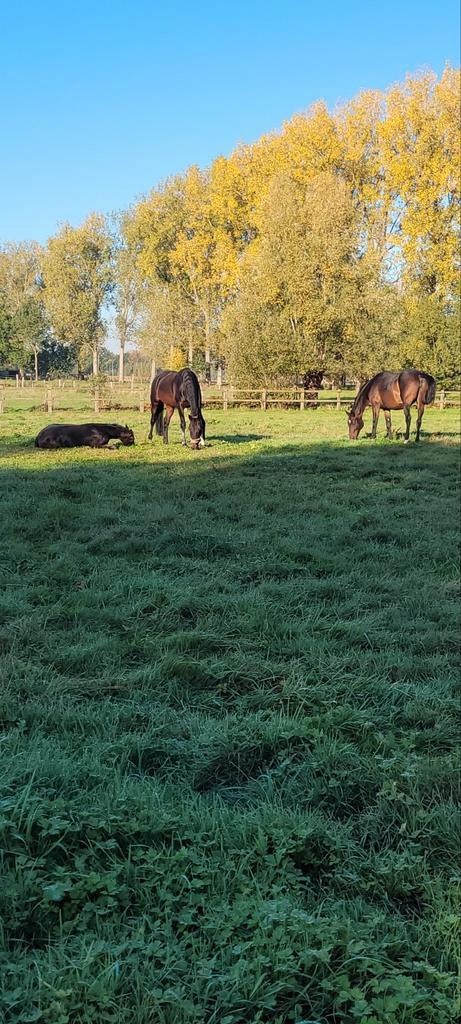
[[94, 387, 100, 414], [439, 389, 446, 409], [261, 388, 267, 410], [130, 374, 134, 391], [336, 392, 341, 409], [299, 390, 305, 411], [223, 387, 228, 411], [139, 392, 145, 413], [16, 374, 19, 388], [46, 389, 53, 414]]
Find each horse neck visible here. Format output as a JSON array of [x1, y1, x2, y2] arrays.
[[351, 383, 370, 416]]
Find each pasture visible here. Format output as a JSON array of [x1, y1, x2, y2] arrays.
[[1, 406, 460, 1024]]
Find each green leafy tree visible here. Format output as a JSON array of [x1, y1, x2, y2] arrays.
[[9, 298, 50, 380], [41, 214, 113, 375], [0, 242, 47, 376]]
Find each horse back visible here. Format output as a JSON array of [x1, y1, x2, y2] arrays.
[[151, 371, 181, 406], [366, 372, 402, 409], [151, 368, 202, 411], [35, 423, 116, 448]]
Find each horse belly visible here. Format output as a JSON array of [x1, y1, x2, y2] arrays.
[[383, 398, 403, 411]]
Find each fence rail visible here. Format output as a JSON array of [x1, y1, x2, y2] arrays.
[[0, 380, 459, 416]]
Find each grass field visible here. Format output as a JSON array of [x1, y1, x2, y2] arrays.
[[1, 406, 460, 1024]]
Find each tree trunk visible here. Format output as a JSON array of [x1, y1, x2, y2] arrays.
[[150, 356, 156, 381], [188, 336, 193, 366], [34, 348, 39, 382], [118, 338, 125, 383], [204, 310, 211, 382], [92, 346, 99, 376], [217, 362, 222, 387]]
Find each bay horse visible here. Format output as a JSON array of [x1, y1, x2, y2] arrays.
[[35, 423, 135, 449], [148, 368, 206, 449], [347, 370, 436, 442]]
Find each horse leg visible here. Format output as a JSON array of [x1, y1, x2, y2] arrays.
[[178, 406, 187, 446], [384, 411, 393, 439], [403, 405, 411, 443], [371, 405, 380, 439], [415, 400, 424, 442], [163, 406, 174, 444], [148, 403, 155, 440]]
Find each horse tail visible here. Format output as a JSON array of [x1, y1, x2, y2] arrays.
[[421, 374, 436, 405], [155, 402, 164, 435]]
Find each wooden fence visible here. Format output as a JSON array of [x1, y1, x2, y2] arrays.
[[0, 379, 459, 415]]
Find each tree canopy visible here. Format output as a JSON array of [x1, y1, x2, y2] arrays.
[[1, 66, 459, 384]]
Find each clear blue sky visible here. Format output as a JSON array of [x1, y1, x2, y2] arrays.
[[1, 0, 459, 245]]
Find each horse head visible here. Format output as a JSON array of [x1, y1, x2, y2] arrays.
[[120, 425, 135, 446], [189, 413, 206, 449], [346, 409, 364, 440]]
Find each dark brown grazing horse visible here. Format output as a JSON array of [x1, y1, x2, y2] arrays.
[[347, 370, 436, 442], [35, 423, 135, 449], [148, 368, 206, 449]]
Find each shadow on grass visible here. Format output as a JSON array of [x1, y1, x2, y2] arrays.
[[1, 434, 458, 715], [1, 435, 458, 581], [209, 433, 269, 444]]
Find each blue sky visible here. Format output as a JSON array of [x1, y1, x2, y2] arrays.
[[1, 0, 459, 244]]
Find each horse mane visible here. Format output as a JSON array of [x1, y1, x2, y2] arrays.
[[180, 368, 201, 416], [351, 378, 372, 414]]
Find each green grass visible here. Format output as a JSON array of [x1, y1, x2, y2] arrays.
[[1, 406, 460, 1024]]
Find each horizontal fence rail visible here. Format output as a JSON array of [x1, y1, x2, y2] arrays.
[[0, 380, 459, 416]]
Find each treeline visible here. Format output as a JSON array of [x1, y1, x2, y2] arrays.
[[0, 67, 459, 385]]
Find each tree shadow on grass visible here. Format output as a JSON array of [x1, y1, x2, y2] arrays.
[[1, 435, 458, 582]]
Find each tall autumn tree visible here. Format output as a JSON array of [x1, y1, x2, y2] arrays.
[[113, 213, 141, 382], [41, 214, 113, 375], [123, 66, 461, 385], [128, 159, 251, 377], [379, 67, 460, 378]]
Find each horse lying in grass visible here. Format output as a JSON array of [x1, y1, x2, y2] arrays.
[[148, 368, 206, 449], [35, 423, 135, 449], [347, 370, 436, 442]]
